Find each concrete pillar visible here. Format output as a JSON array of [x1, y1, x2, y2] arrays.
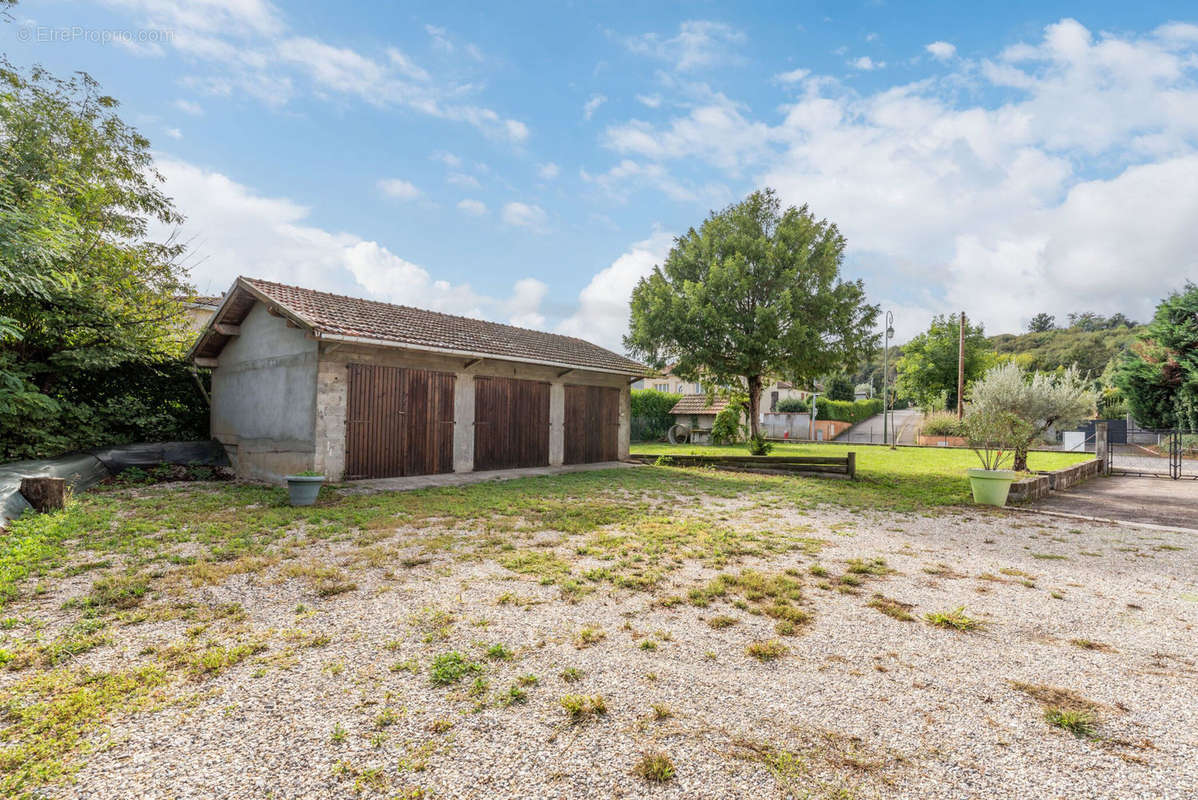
[[453, 373, 475, 473], [549, 382, 565, 466], [618, 384, 631, 460], [1095, 421, 1109, 476], [313, 359, 347, 481]]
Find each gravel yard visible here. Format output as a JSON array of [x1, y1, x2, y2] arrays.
[[1, 466, 1194, 800]]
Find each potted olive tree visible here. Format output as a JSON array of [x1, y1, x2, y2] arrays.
[[962, 409, 1032, 506], [284, 470, 325, 506]]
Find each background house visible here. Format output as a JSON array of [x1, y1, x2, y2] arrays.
[[179, 294, 223, 332], [190, 278, 646, 482]]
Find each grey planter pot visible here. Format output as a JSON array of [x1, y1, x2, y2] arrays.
[[285, 475, 325, 506]]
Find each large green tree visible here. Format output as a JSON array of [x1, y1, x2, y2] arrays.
[[894, 314, 992, 412], [0, 60, 201, 458], [625, 189, 879, 438], [1114, 283, 1198, 430]]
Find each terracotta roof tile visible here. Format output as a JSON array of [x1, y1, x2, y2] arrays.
[[669, 395, 730, 415], [239, 278, 647, 375]]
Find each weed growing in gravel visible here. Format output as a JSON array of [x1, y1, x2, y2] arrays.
[[708, 614, 739, 629], [924, 607, 981, 631], [1069, 639, 1114, 652], [428, 651, 483, 686], [485, 643, 513, 660], [500, 685, 528, 706], [746, 639, 787, 661], [808, 564, 828, 577], [560, 694, 607, 721], [468, 676, 489, 697], [517, 673, 538, 686], [651, 703, 674, 720], [72, 573, 150, 612], [375, 708, 399, 728], [846, 558, 891, 576], [1044, 708, 1097, 737], [867, 595, 915, 622], [429, 718, 454, 733], [633, 751, 675, 782], [574, 627, 605, 648], [330, 723, 348, 743], [560, 667, 583, 682]]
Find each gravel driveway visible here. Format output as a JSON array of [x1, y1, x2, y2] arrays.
[[3, 475, 1195, 800]]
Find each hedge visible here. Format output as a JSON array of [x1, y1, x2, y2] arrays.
[[814, 397, 883, 425], [630, 389, 683, 441]]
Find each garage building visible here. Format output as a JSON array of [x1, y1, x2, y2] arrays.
[[189, 278, 647, 482]]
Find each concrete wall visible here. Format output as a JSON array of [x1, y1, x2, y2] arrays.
[[314, 343, 630, 481], [1008, 458, 1105, 502], [211, 303, 318, 482]]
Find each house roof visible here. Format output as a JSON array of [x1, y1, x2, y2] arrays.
[[190, 277, 649, 376], [177, 294, 223, 308], [669, 395, 731, 415]]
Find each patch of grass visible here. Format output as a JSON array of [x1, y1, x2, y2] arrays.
[[707, 614, 739, 629], [1044, 707, 1096, 737], [651, 702, 673, 720], [485, 642, 513, 660], [1031, 553, 1068, 561], [574, 627, 605, 648], [633, 751, 675, 782], [330, 722, 348, 743], [282, 562, 357, 597], [639, 639, 658, 651], [867, 595, 915, 622], [845, 557, 891, 576], [500, 684, 528, 707], [428, 651, 483, 686], [75, 573, 151, 612], [429, 718, 454, 733], [746, 639, 787, 662], [1069, 639, 1114, 652], [560, 667, 583, 683], [560, 693, 607, 721], [924, 607, 981, 631]]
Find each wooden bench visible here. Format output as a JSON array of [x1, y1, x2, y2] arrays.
[[631, 453, 856, 479]]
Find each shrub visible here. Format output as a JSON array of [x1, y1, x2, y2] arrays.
[[630, 389, 683, 442], [775, 397, 808, 413], [747, 433, 773, 455], [633, 752, 676, 782], [711, 403, 745, 444], [921, 411, 965, 437]]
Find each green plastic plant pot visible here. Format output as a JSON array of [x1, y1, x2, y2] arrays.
[[285, 475, 324, 506], [967, 468, 1016, 506]]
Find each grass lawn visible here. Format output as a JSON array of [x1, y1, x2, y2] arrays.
[[0, 465, 1191, 798]]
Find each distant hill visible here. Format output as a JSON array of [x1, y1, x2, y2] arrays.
[[988, 324, 1144, 379]]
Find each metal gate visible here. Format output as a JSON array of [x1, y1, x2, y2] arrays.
[[344, 364, 456, 480], [564, 385, 620, 464], [474, 376, 550, 471], [1109, 428, 1196, 480]]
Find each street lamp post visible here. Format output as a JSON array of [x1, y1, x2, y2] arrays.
[[882, 311, 895, 446]]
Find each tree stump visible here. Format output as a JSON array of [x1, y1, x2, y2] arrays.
[[19, 477, 67, 513]]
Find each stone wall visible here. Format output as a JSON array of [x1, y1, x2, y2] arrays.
[[1008, 458, 1105, 502]]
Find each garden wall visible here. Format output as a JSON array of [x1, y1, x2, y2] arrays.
[[1008, 458, 1105, 502]]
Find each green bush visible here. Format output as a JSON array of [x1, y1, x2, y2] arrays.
[[814, 397, 883, 424], [711, 404, 744, 444], [747, 433, 773, 455], [630, 389, 683, 442], [921, 411, 965, 437], [775, 397, 808, 413]]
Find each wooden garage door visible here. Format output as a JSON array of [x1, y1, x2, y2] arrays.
[[344, 364, 455, 480], [564, 384, 620, 464], [474, 376, 550, 471]]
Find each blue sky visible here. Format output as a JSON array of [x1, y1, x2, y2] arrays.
[[5, 1, 1198, 349]]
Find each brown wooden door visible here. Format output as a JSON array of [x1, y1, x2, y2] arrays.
[[564, 384, 620, 464], [344, 364, 455, 480], [474, 376, 550, 471]]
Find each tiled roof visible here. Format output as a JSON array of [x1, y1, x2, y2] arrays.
[[669, 395, 730, 415], [194, 277, 648, 375], [177, 294, 223, 307]]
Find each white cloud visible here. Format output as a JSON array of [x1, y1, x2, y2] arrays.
[[457, 199, 487, 215], [155, 157, 541, 322], [636, 93, 663, 108], [431, 151, 462, 168], [164, 127, 183, 139], [537, 162, 560, 180], [557, 231, 675, 351], [925, 41, 957, 60], [174, 99, 203, 115], [851, 55, 883, 70], [624, 20, 746, 72], [774, 67, 810, 84], [501, 202, 548, 231], [583, 94, 607, 120], [376, 178, 421, 200], [103, 0, 527, 142], [505, 278, 548, 328], [448, 172, 481, 189], [595, 18, 1198, 335]]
